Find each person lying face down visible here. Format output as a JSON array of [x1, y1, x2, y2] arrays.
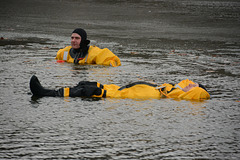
[[30, 75, 210, 100], [55, 28, 121, 67]]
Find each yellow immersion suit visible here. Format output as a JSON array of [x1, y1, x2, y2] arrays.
[[56, 46, 121, 67], [63, 79, 210, 100]]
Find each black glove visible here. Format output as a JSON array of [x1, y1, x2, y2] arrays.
[[69, 85, 102, 97]]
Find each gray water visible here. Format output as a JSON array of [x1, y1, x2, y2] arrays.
[[0, 0, 240, 159]]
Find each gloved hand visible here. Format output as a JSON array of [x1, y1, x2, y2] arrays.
[[83, 86, 102, 97], [69, 87, 86, 97], [69, 85, 102, 97]]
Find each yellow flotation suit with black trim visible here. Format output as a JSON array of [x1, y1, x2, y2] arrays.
[[61, 79, 210, 100], [56, 45, 121, 67], [102, 79, 210, 100], [30, 75, 210, 100]]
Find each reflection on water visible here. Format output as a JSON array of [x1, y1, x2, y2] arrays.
[[0, 0, 240, 159]]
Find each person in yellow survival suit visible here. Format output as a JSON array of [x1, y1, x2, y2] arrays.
[[55, 28, 121, 67], [30, 75, 210, 100]]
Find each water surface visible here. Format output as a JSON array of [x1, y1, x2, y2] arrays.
[[0, 0, 240, 159]]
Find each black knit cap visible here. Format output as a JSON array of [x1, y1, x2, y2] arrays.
[[72, 28, 87, 41]]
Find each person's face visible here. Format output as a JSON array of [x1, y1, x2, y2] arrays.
[[182, 83, 199, 92], [71, 33, 81, 49]]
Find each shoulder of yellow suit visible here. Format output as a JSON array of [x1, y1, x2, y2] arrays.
[[60, 46, 72, 51], [166, 88, 184, 98], [178, 87, 210, 100]]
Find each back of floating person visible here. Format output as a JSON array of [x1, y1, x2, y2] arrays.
[[56, 28, 121, 67]]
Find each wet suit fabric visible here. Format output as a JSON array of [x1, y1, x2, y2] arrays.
[[56, 45, 121, 67]]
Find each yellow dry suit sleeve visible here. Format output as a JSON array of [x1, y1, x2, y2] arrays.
[[55, 49, 63, 60], [56, 46, 71, 61], [102, 84, 121, 98], [178, 87, 210, 100], [87, 46, 121, 67], [166, 88, 185, 98]]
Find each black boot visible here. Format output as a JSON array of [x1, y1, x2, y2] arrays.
[[30, 75, 63, 97]]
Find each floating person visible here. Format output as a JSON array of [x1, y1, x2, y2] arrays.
[[30, 75, 210, 100], [56, 28, 121, 67]]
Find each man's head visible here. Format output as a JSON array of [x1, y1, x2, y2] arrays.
[[71, 28, 88, 49]]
